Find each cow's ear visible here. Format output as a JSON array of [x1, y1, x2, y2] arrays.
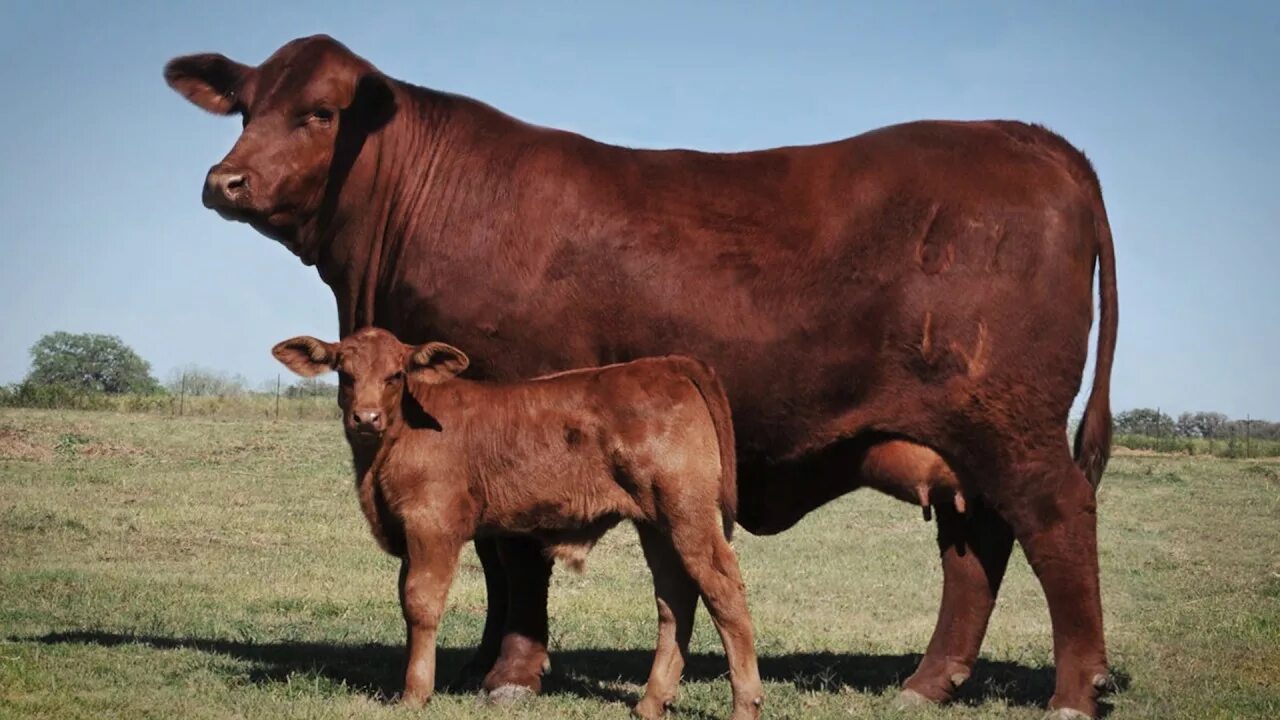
[[407, 342, 469, 385], [164, 53, 250, 115], [347, 73, 397, 131], [272, 336, 337, 377]]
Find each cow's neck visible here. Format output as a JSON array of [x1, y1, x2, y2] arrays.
[[312, 86, 537, 339]]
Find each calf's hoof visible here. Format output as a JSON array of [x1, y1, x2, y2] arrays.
[[894, 688, 935, 711], [1043, 709, 1092, 720], [399, 692, 431, 709], [485, 684, 536, 706], [632, 695, 670, 720], [729, 695, 764, 720]]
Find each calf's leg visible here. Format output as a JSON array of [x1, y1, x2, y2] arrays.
[[668, 521, 764, 720], [399, 531, 462, 707], [900, 500, 1015, 706], [634, 526, 700, 719]]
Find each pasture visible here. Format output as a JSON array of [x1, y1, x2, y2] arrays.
[[2, 408, 1277, 719]]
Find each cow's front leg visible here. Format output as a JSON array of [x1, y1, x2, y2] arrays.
[[454, 537, 507, 686], [399, 528, 462, 707], [482, 535, 553, 702]]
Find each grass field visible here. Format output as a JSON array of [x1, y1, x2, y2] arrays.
[[2, 409, 1278, 719]]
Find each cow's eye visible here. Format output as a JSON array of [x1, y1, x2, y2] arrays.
[[386, 371, 404, 385], [311, 108, 334, 125]]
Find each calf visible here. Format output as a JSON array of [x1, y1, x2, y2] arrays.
[[273, 327, 764, 719]]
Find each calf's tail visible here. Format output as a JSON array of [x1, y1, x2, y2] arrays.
[[677, 357, 738, 540]]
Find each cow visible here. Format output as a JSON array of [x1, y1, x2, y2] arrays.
[[272, 327, 763, 719], [166, 34, 1119, 719]]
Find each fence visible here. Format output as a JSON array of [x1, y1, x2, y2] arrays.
[[1106, 407, 1280, 459], [0, 374, 339, 422], [5, 382, 1278, 456]]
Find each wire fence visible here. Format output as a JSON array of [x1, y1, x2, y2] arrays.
[[0, 374, 339, 421], [4, 380, 1278, 458]]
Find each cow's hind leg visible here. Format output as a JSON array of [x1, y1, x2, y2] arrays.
[[634, 525, 700, 720], [482, 536, 553, 702], [1012, 454, 1109, 719], [899, 499, 1014, 706]]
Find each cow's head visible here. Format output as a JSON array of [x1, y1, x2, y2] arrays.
[[165, 35, 396, 258], [273, 327, 469, 443]]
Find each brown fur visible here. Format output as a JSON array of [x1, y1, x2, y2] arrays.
[[172, 35, 1118, 717], [274, 328, 763, 718]]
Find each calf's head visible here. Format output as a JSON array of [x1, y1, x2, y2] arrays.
[[272, 328, 469, 443], [164, 35, 395, 258]]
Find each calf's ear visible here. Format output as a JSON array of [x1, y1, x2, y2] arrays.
[[407, 342, 470, 385], [164, 53, 250, 115], [272, 336, 338, 377]]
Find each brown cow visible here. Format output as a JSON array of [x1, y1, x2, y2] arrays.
[[273, 327, 763, 719], [167, 35, 1118, 719]]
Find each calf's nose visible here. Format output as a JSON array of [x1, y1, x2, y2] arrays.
[[203, 166, 249, 208], [353, 410, 383, 430]]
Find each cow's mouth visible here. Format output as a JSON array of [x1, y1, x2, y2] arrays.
[[219, 208, 307, 259]]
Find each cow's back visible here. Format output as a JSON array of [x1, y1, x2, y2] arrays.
[[504, 120, 1102, 466]]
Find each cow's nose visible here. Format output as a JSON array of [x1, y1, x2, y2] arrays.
[[203, 166, 249, 208], [353, 410, 382, 430]]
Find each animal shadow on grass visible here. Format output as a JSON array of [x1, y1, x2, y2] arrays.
[[24, 631, 1124, 714]]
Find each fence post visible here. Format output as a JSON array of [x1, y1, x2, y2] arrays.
[[1246, 415, 1252, 459], [275, 375, 281, 421], [179, 372, 186, 417]]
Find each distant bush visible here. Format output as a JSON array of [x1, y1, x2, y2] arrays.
[[0, 383, 339, 421], [1114, 433, 1280, 459], [0, 382, 113, 411], [166, 365, 250, 397]]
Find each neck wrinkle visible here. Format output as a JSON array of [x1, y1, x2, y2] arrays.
[[313, 84, 533, 336]]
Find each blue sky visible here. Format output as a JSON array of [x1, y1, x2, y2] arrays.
[[1, 1, 1277, 418]]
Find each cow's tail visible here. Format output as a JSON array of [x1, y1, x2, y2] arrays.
[[1074, 198, 1119, 489], [677, 357, 738, 540]]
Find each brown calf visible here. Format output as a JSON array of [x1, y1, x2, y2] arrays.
[[273, 327, 763, 719]]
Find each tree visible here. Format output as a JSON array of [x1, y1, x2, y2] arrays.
[[286, 377, 337, 398], [1175, 411, 1228, 439], [166, 365, 249, 397], [25, 332, 160, 394], [1114, 408, 1175, 437]]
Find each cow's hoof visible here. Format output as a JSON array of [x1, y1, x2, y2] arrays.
[[485, 684, 536, 706], [1043, 709, 1092, 720], [894, 689, 935, 711], [1092, 672, 1114, 692]]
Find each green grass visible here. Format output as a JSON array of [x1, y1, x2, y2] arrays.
[[2, 409, 1278, 719]]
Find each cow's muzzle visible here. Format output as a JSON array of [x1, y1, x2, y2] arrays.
[[203, 165, 251, 211]]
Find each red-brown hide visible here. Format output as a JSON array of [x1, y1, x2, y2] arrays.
[[171, 35, 1118, 718]]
